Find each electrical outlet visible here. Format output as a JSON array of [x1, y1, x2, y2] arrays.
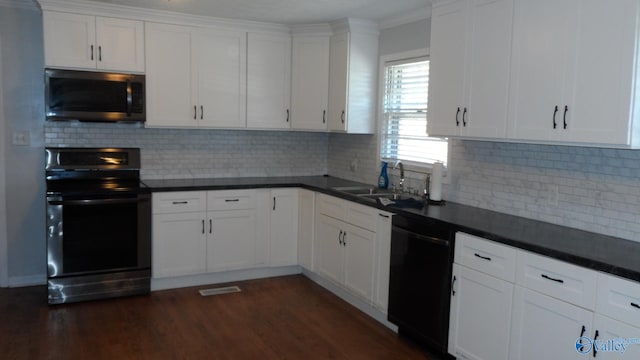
[[12, 131, 30, 146], [350, 158, 358, 172]]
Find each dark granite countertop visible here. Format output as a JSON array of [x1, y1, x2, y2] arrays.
[[143, 175, 640, 282]]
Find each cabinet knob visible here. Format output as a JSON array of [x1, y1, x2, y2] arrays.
[[455, 107, 460, 126], [341, 110, 345, 124], [98, 45, 102, 62], [90, 44, 94, 61], [563, 105, 568, 129], [552, 105, 559, 129]]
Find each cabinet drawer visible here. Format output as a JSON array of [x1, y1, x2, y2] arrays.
[[597, 273, 640, 328], [207, 190, 257, 210], [516, 251, 597, 310], [455, 232, 516, 283], [152, 191, 207, 214], [345, 202, 377, 231], [317, 193, 346, 219]]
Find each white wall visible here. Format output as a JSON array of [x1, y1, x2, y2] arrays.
[[0, 4, 46, 286], [0, 34, 8, 287], [378, 18, 430, 56]]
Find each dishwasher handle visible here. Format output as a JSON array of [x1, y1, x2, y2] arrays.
[[393, 226, 450, 247]]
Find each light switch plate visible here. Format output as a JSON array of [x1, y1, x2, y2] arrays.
[[12, 131, 30, 146]]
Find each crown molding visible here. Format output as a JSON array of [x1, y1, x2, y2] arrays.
[[378, 7, 431, 30], [37, 0, 291, 33], [0, 0, 39, 10]]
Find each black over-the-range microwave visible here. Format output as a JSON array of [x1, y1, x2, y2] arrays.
[[44, 68, 145, 123]]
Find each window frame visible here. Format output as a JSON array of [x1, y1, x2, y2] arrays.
[[377, 48, 451, 178]]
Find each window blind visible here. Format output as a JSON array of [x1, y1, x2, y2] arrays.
[[380, 57, 447, 167]]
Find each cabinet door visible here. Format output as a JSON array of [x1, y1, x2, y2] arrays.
[[427, 0, 468, 137], [43, 11, 96, 69], [374, 212, 392, 312], [291, 35, 330, 131], [145, 23, 194, 127], [298, 189, 315, 270], [207, 210, 257, 272], [314, 214, 345, 284], [342, 223, 375, 302], [591, 314, 640, 359], [448, 264, 513, 360], [269, 189, 299, 267], [508, 0, 578, 141], [327, 32, 349, 132], [152, 212, 206, 278], [95, 17, 144, 72], [463, 0, 512, 138], [509, 286, 593, 360], [196, 28, 247, 128], [247, 32, 291, 129], [567, 0, 638, 145]]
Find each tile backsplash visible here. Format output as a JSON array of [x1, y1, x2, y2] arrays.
[[45, 122, 329, 179], [446, 140, 640, 241], [45, 122, 640, 242]]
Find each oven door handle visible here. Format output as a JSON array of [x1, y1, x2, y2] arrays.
[[47, 197, 146, 206]]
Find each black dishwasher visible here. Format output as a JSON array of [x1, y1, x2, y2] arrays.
[[388, 214, 454, 356]]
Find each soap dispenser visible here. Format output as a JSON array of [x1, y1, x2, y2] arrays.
[[378, 162, 389, 189]]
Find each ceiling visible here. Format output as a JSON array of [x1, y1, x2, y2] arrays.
[[82, 0, 431, 25]]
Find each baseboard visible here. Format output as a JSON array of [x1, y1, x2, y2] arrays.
[[151, 266, 302, 291], [9, 274, 47, 287], [301, 268, 398, 332]]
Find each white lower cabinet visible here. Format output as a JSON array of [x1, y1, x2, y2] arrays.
[[509, 285, 593, 360], [315, 213, 375, 301], [373, 211, 392, 313], [206, 209, 257, 272], [451, 232, 640, 359], [297, 189, 315, 270], [591, 314, 640, 359], [152, 190, 260, 278], [315, 214, 346, 285], [342, 223, 376, 301], [267, 188, 299, 267], [449, 263, 513, 360], [153, 212, 207, 278]]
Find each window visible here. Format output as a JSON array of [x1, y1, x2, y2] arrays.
[[380, 55, 448, 168]]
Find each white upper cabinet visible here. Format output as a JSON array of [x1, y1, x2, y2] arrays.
[[290, 33, 331, 131], [145, 22, 247, 128], [145, 23, 193, 128], [44, 11, 144, 72], [428, 0, 513, 139], [247, 32, 292, 130], [328, 19, 379, 134], [509, 0, 640, 147]]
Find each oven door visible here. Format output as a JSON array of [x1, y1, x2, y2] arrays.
[[46, 192, 151, 278]]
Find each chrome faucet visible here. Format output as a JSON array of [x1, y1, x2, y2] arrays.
[[394, 160, 405, 193]]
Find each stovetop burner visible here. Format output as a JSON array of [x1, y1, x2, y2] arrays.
[[45, 147, 146, 196]]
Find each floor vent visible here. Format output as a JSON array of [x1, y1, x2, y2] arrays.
[[198, 286, 241, 297]]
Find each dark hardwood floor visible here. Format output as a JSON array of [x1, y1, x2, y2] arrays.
[[0, 275, 433, 359]]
